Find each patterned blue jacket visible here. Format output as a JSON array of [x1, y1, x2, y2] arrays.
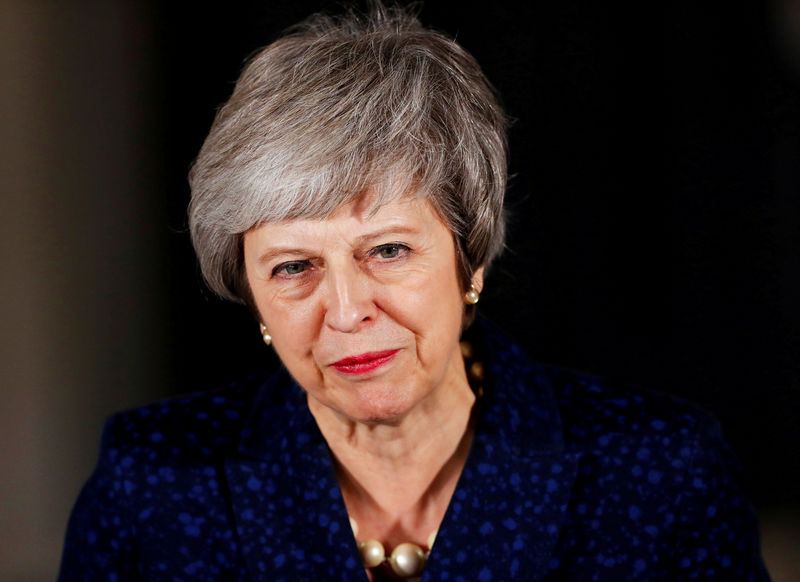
[[59, 322, 770, 581]]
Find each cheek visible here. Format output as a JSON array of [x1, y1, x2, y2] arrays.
[[387, 270, 464, 335], [259, 299, 320, 354], [268, 307, 326, 387]]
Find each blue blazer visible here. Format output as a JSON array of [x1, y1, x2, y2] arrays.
[[59, 322, 770, 581]]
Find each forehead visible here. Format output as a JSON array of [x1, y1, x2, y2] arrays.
[[248, 191, 447, 241]]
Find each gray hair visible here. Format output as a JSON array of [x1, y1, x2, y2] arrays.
[[189, 4, 508, 309]]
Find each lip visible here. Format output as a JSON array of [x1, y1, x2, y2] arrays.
[[330, 349, 400, 375]]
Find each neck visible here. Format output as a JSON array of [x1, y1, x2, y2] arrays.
[[308, 363, 476, 546]]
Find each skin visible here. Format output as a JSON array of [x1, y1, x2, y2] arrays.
[[243, 193, 483, 572]]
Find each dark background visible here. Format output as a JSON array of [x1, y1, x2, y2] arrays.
[[155, 1, 799, 510], [3, 2, 796, 578]]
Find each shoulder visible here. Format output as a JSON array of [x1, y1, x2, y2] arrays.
[[479, 322, 770, 578], [536, 365, 767, 578], [546, 364, 721, 451], [99, 368, 294, 464], [60, 370, 299, 580], [476, 318, 722, 453]]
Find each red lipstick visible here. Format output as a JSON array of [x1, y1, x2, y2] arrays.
[[330, 349, 399, 375]]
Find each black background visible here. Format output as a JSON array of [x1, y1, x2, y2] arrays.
[[153, 1, 799, 509]]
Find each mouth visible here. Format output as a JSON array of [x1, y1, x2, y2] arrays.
[[330, 349, 400, 375]]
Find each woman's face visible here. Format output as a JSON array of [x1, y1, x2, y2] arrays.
[[243, 194, 482, 424]]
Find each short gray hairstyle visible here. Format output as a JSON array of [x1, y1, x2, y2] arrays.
[[189, 4, 508, 309]]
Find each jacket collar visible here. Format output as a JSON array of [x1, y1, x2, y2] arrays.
[[422, 322, 579, 580], [225, 369, 366, 581], [225, 322, 578, 581]]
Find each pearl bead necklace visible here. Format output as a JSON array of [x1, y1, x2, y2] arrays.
[[350, 517, 437, 578]]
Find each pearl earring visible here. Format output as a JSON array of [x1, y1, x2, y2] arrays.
[[464, 284, 480, 305], [259, 323, 272, 346]]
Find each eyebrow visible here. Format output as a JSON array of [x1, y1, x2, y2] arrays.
[[353, 224, 420, 246], [254, 247, 314, 267]]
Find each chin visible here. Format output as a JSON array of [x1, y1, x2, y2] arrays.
[[341, 386, 419, 425]]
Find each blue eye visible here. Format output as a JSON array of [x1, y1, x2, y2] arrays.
[[273, 260, 310, 277], [372, 243, 409, 259]]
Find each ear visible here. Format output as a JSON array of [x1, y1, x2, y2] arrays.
[[470, 266, 485, 293]]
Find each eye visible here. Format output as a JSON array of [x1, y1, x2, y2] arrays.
[[370, 243, 410, 260], [272, 260, 311, 277]]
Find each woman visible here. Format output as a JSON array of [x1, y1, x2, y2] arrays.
[[59, 5, 770, 581]]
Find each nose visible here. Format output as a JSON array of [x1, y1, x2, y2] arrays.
[[322, 265, 377, 333]]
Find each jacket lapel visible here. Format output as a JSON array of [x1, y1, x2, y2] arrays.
[[224, 369, 367, 582], [422, 431, 580, 581], [422, 325, 580, 581]]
